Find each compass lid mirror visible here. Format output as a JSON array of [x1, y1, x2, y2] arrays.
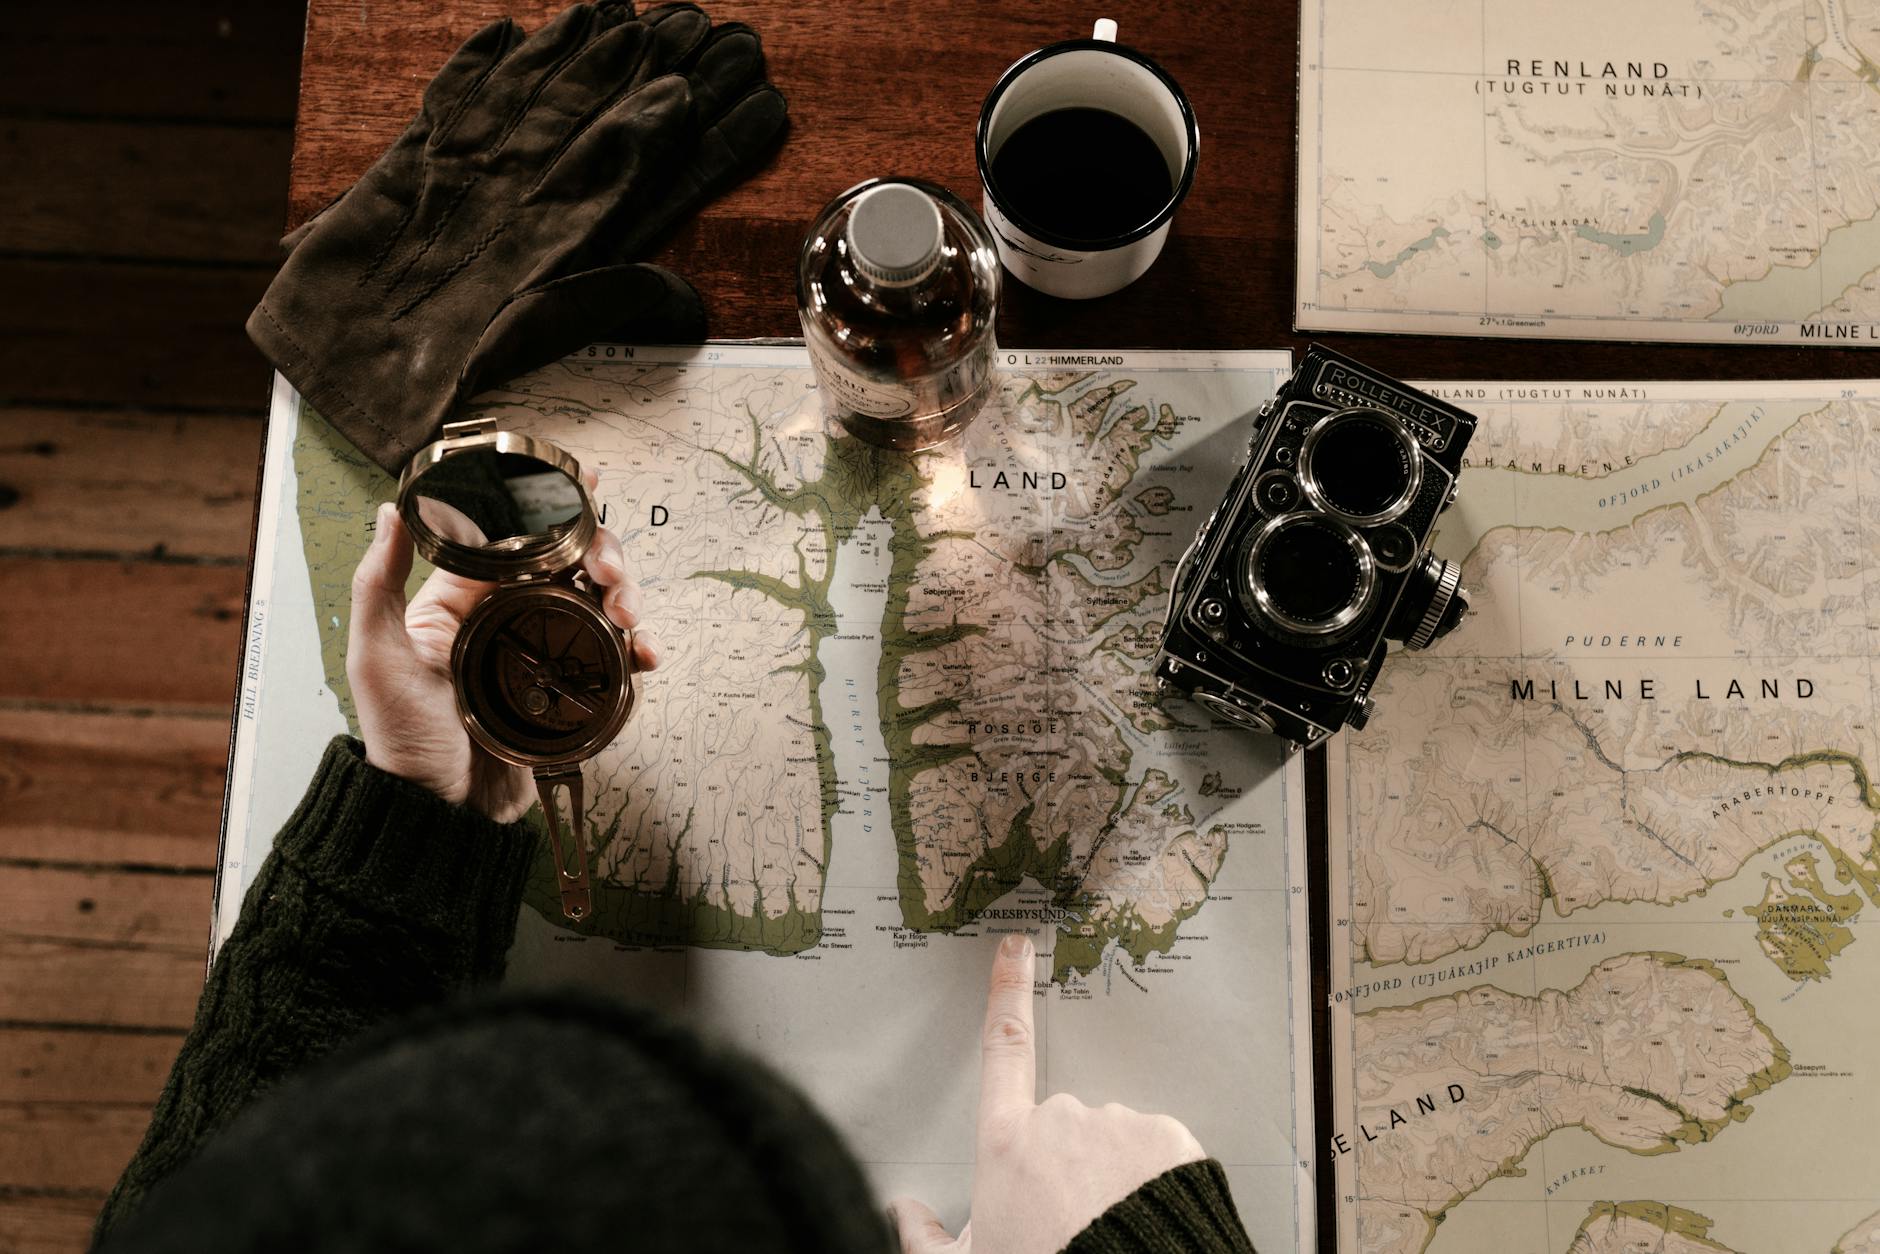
[[396, 419, 598, 583]]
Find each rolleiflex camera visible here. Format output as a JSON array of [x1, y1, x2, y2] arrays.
[[1155, 347, 1478, 750]]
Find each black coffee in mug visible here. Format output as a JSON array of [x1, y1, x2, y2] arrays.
[[977, 20, 1198, 298], [988, 107, 1175, 243]]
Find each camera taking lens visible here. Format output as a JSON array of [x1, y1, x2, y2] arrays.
[[1242, 514, 1373, 637], [1155, 347, 1481, 751]]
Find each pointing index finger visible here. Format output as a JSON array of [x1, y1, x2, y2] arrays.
[[977, 932, 1038, 1132]]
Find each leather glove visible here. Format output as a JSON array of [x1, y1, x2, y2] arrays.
[[248, 3, 787, 473]]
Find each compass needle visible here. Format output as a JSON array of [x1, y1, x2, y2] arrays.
[[496, 627, 545, 669], [544, 682, 598, 716]]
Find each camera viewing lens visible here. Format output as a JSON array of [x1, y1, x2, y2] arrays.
[[1299, 408, 1421, 525], [1242, 514, 1375, 636]]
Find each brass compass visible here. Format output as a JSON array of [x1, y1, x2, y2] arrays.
[[397, 418, 635, 922]]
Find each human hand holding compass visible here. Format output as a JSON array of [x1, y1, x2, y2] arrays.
[[348, 477, 658, 825]]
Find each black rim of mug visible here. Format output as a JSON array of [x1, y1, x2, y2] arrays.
[[976, 38, 1199, 253]]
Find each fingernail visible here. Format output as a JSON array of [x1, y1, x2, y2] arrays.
[[1000, 933, 1033, 959], [374, 502, 394, 541], [638, 631, 660, 668], [596, 548, 625, 581], [620, 578, 644, 614]]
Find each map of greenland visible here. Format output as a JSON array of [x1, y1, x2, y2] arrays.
[[1348, 388, 1880, 969], [1568, 1202, 1880, 1253], [290, 348, 1291, 983], [1298, 0, 1880, 344], [1353, 953, 1789, 1254], [1328, 382, 1880, 1254]]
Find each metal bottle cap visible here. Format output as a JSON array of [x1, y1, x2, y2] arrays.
[[845, 183, 944, 287]]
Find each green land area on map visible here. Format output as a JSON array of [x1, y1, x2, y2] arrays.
[[292, 357, 1278, 982]]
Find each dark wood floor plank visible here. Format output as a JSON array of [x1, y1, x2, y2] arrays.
[[0, 0, 304, 125], [0, 1030, 180, 1106], [0, 409, 262, 560], [0, 866, 212, 953], [0, 259, 272, 411], [0, 709, 230, 871], [0, 0, 301, 1226], [0, 557, 245, 712], [0, 1103, 149, 1196], [0, 121, 291, 263], [0, 940, 203, 1031], [0, 1194, 102, 1254]]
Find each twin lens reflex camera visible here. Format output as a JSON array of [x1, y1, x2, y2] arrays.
[[1155, 347, 1479, 750]]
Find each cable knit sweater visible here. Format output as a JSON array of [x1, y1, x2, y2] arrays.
[[94, 736, 1256, 1253]]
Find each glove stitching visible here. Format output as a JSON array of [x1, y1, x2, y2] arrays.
[[381, 179, 481, 294], [391, 222, 510, 322], [360, 192, 425, 288], [257, 303, 401, 449], [362, 48, 510, 287], [372, 15, 550, 291], [396, 13, 611, 281]]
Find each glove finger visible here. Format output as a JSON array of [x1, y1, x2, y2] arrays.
[[301, 18, 519, 265], [595, 1, 636, 28], [434, 3, 606, 152], [685, 24, 767, 127], [529, 72, 694, 205], [637, 4, 711, 76], [420, 16, 525, 133], [523, 17, 654, 137], [614, 83, 787, 257], [465, 263, 705, 391], [636, 3, 701, 24], [704, 83, 789, 172]]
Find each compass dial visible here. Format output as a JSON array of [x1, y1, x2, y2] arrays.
[[453, 583, 633, 767]]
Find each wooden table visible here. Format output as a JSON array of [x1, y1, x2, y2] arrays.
[[286, 3, 1877, 1248], [290, 0, 1878, 381]]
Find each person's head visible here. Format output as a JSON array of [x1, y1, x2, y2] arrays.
[[105, 992, 891, 1253]]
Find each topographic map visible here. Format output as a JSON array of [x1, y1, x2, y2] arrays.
[[1297, 0, 1880, 344], [1327, 381, 1880, 1253], [219, 348, 1314, 1251]]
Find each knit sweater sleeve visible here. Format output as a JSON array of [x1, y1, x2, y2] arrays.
[[1066, 1159, 1257, 1254], [93, 736, 539, 1242]]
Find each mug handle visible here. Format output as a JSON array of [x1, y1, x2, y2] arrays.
[[1093, 18, 1117, 41]]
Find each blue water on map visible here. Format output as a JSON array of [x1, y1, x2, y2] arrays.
[[1576, 212, 1666, 256]]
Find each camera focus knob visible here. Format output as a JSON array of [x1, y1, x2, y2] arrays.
[[1346, 696, 1375, 730], [1405, 559, 1466, 651]]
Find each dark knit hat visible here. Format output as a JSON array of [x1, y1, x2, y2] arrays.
[[101, 990, 894, 1253]]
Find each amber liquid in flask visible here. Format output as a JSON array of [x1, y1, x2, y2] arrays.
[[797, 178, 1002, 451]]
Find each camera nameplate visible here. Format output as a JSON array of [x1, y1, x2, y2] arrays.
[[1304, 357, 1458, 453]]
